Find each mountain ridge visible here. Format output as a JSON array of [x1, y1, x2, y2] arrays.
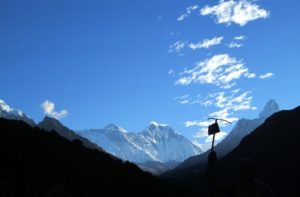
[[78, 121, 202, 164], [0, 99, 35, 126], [38, 116, 102, 151], [163, 99, 279, 177], [0, 117, 195, 196]]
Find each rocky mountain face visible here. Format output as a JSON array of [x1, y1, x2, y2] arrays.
[[78, 122, 202, 163]]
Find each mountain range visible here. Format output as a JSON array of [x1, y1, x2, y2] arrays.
[[0, 117, 194, 197], [77, 122, 203, 163], [0, 98, 280, 175], [0, 99, 202, 173], [1, 97, 299, 196]]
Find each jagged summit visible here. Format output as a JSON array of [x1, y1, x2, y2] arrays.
[[0, 99, 35, 126], [40, 116, 60, 124], [38, 116, 67, 131], [38, 116, 100, 150], [104, 123, 128, 133], [79, 122, 202, 163], [259, 99, 280, 118], [144, 121, 176, 138], [168, 99, 280, 176], [0, 99, 22, 116]]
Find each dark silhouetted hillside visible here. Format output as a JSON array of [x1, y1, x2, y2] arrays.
[[38, 116, 101, 151], [163, 99, 279, 178], [0, 118, 195, 197], [164, 106, 300, 197]]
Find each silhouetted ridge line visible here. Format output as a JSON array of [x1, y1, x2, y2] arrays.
[[0, 118, 195, 197], [163, 105, 300, 197]]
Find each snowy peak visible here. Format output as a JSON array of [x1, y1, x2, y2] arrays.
[[143, 122, 176, 140], [0, 99, 20, 115], [259, 99, 280, 119], [79, 121, 202, 164], [147, 121, 173, 133], [149, 121, 168, 129], [0, 99, 35, 126], [104, 123, 128, 133]]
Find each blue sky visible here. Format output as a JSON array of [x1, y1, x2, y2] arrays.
[[1, 0, 300, 147]]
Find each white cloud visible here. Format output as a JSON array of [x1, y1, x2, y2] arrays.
[[41, 100, 68, 120], [200, 0, 270, 26], [189, 36, 223, 50], [234, 35, 246, 40], [175, 54, 255, 88], [209, 108, 239, 122], [185, 90, 256, 150], [204, 90, 257, 111], [193, 128, 227, 150], [168, 40, 186, 53], [185, 90, 256, 133], [178, 5, 199, 21], [168, 69, 175, 75], [205, 131, 227, 142], [185, 120, 214, 127], [245, 73, 256, 78], [174, 95, 191, 104], [194, 127, 208, 138], [229, 35, 247, 48], [229, 42, 243, 48], [260, 72, 274, 79]]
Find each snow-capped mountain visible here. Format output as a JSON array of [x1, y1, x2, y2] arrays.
[[38, 116, 101, 150], [0, 99, 35, 126], [78, 122, 202, 163], [131, 122, 202, 162], [78, 124, 154, 162], [165, 99, 280, 176]]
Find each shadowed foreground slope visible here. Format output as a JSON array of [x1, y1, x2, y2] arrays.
[[164, 106, 300, 197], [0, 118, 194, 197]]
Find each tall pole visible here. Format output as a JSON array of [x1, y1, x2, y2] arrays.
[[211, 133, 216, 152], [210, 120, 217, 152]]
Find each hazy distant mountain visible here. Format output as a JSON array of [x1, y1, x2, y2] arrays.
[[38, 116, 101, 150], [164, 99, 279, 177], [0, 99, 35, 126], [78, 122, 202, 164]]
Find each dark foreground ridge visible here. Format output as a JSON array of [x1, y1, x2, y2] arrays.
[[0, 118, 195, 197], [163, 106, 300, 197]]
